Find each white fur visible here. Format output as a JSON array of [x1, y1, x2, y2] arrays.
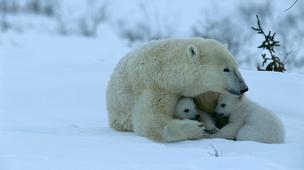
[[174, 97, 218, 133], [106, 38, 248, 142], [174, 97, 199, 120], [210, 94, 285, 144]]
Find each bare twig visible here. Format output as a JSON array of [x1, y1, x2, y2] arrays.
[[284, 0, 298, 12], [208, 144, 223, 157]]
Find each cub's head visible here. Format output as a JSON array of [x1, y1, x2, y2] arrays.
[[161, 38, 248, 97], [213, 94, 242, 117], [174, 97, 200, 120]]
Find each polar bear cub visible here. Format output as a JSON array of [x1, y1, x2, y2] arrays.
[[210, 94, 285, 143], [175, 97, 219, 133], [174, 97, 200, 120]]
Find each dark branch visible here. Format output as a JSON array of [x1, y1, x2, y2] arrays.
[[284, 0, 298, 12], [252, 15, 286, 72]]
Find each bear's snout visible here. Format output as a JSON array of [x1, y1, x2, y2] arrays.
[[240, 87, 249, 94]]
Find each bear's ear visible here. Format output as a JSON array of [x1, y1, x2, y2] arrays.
[[187, 44, 200, 61]]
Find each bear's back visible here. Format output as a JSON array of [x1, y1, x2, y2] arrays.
[[123, 38, 204, 90]]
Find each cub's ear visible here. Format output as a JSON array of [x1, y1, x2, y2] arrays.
[[187, 44, 200, 61]]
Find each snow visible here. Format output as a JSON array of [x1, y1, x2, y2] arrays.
[[1, 0, 304, 169], [1, 31, 304, 170], [3, 0, 304, 73]]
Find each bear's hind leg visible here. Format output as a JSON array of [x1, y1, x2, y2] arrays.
[[236, 125, 270, 143], [237, 125, 284, 144], [107, 80, 134, 132]]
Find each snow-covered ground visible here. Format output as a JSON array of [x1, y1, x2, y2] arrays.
[[3, 0, 304, 72], [1, 28, 304, 170]]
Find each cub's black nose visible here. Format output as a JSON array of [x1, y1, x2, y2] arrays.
[[240, 88, 249, 94], [195, 115, 200, 119], [214, 112, 225, 117]]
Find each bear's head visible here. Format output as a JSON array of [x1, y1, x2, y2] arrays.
[[161, 38, 248, 97]]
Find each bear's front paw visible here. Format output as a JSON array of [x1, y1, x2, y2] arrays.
[[202, 130, 210, 138], [164, 119, 208, 142], [181, 120, 209, 140]]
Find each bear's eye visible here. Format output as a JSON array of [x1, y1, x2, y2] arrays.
[[221, 104, 226, 107], [223, 68, 230, 72], [184, 109, 189, 113]]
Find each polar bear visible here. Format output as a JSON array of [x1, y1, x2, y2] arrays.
[[174, 97, 218, 133], [210, 94, 285, 144], [106, 38, 248, 142]]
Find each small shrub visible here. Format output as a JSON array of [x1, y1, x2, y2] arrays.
[[251, 15, 286, 72], [116, 3, 174, 46], [25, 0, 57, 17], [78, 2, 108, 37], [192, 17, 242, 57]]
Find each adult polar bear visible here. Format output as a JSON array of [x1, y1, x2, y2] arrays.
[[106, 38, 248, 142]]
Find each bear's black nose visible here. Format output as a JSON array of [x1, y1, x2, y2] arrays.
[[240, 88, 249, 94]]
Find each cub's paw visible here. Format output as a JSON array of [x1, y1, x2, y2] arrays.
[[204, 128, 219, 134], [202, 130, 210, 138]]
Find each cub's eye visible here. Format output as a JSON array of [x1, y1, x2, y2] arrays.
[[221, 104, 226, 107], [223, 68, 230, 72], [184, 109, 189, 113]]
